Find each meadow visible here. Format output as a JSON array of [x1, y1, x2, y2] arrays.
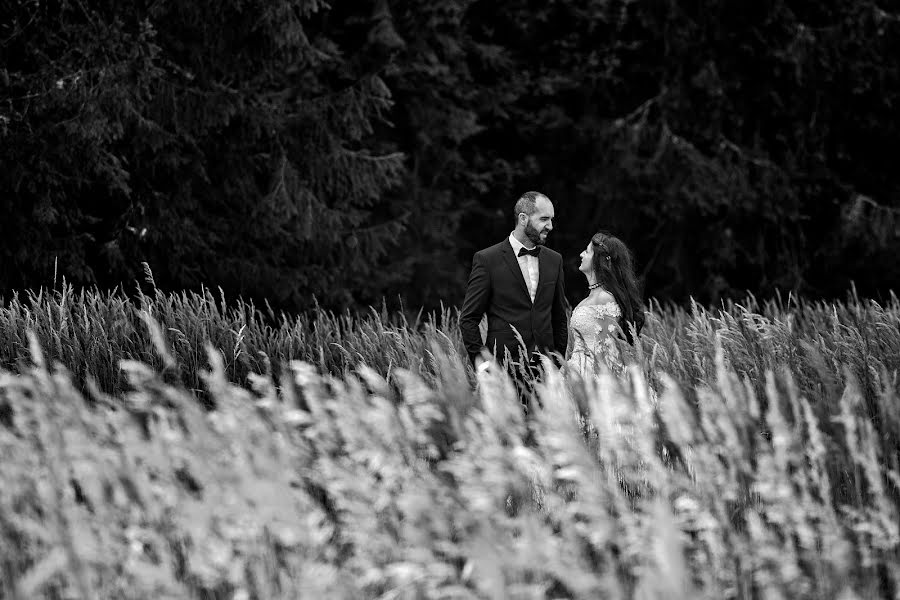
[[0, 282, 898, 599]]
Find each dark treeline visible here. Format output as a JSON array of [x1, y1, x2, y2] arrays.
[[2, 0, 899, 312]]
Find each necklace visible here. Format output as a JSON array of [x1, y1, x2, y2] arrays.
[[588, 282, 602, 290]]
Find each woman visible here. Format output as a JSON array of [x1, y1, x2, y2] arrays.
[[566, 231, 645, 377]]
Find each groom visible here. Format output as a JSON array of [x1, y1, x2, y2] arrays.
[[459, 191, 568, 393]]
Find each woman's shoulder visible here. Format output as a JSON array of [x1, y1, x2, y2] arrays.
[[574, 291, 621, 316], [578, 291, 622, 317], [580, 290, 616, 307]]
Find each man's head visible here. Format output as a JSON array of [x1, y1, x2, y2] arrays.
[[513, 191, 554, 246]]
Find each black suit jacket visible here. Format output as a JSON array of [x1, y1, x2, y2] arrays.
[[459, 239, 568, 366]]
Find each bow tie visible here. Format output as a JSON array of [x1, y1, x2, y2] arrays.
[[518, 246, 541, 257]]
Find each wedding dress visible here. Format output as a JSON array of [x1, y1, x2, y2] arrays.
[[566, 299, 626, 377]]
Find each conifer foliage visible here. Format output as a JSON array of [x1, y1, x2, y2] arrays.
[[2, 1, 899, 308], [1, 0, 406, 307]]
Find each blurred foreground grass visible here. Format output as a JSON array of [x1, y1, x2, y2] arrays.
[[0, 285, 898, 598]]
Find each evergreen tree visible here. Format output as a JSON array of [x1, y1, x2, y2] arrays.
[[3, 0, 899, 306], [1, 0, 407, 308], [381, 0, 517, 308], [418, 0, 900, 303]]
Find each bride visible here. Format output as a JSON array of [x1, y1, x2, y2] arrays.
[[566, 231, 645, 377]]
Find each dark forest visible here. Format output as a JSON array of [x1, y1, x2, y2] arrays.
[[3, 0, 899, 311]]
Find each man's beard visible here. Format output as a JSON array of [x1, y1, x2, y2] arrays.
[[525, 221, 546, 246]]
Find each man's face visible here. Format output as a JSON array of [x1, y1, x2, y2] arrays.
[[523, 197, 554, 246]]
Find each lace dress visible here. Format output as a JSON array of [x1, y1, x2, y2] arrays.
[[566, 301, 625, 377]]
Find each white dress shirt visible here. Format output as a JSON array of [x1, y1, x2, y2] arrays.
[[508, 233, 539, 303]]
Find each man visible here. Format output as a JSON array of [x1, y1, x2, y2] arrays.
[[459, 191, 569, 395]]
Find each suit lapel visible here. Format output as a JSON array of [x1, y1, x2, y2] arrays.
[[536, 248, 553, 303], [500, 240, 531, 300]]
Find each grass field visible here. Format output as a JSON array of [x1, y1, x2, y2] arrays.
[[0, 283, 898, 599]]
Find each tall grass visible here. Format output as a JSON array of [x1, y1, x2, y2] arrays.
[[0, 285, 898, 598], [0, 283, 461, 393]]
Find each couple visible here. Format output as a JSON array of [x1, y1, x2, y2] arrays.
[[459, 191, 644, 394]]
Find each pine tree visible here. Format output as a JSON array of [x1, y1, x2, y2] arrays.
[[1, 0, 408, 309]]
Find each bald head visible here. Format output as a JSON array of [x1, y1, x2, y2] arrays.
[[513, 191, 550, 223], [513, 191, 554, 246]]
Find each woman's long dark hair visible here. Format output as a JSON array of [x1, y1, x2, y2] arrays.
[[590, 231, 645, 344]]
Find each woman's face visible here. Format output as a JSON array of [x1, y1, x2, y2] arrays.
[[578, 241, 593, 274]]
